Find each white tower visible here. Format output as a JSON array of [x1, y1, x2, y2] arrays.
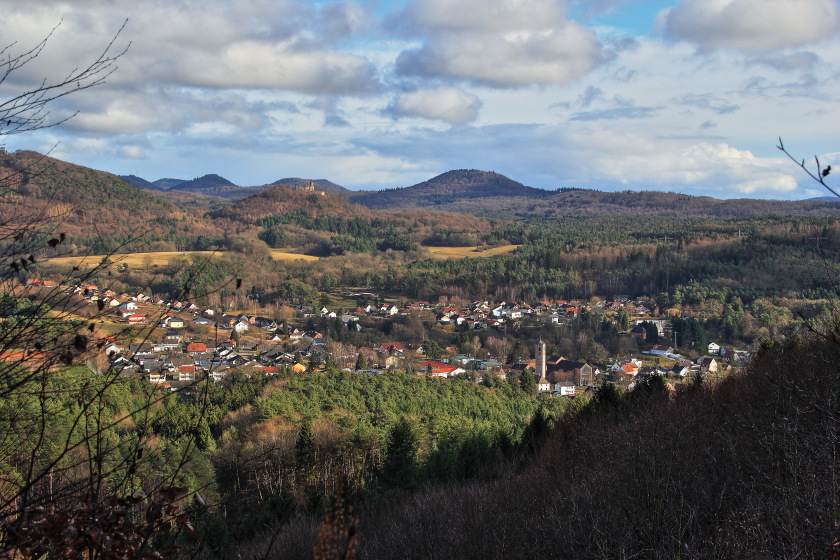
[[535, 340, 546, 378]]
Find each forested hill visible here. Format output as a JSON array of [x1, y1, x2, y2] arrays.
[[118, 174, 159, 190], [538, 189, 840, 218], [174, 173, 237, 191], [0, 150, 183, 239], [349, 169, 840, 217], [351, 169, 545, 210], [212, 183, 373, 223], [167, 173, 274, 199]]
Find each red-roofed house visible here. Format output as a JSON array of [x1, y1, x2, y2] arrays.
[[420, 361, 465, 379], [379, 342, 405, 355], [186, 342, 207, 354]]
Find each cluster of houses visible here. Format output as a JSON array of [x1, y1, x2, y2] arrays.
[[18, 278, 746, 394]]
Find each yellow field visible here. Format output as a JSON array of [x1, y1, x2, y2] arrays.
[[43, 249, 320, 269], [424, 245, 519, 259], [42, 251, 219, 269], [269, 249, 320, 262]]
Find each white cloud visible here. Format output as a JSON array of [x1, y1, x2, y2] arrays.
[[406, 0, 567, 32], [663, 0, 840, 53], [395, 0, 603, 87], [173, 40, 379, 94], [387, 88, 482, 123], [0, 1, 381, 95]]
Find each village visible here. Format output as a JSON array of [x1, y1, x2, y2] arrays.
[[22, 278, 750, 398]]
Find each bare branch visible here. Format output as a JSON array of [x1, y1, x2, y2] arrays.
[[0, 20, 130, 137], [776, 137, 840, 199]]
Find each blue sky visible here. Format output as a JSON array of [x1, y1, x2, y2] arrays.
[[1, 0, 839, 199]]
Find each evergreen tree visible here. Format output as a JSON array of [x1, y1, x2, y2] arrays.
[[379, 417, 419, 490], [520, 368, 537, 395], [423, 339, 443, 360], [617, 307, 630, 331]]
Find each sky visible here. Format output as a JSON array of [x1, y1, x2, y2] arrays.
[[1, 0, 839, 199]]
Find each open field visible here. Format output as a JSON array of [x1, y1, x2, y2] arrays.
[[269, 249, 320, 262], [43, 251, 219, 269], [43, 249, 320, 269], [424, 244, 520, 259], [42, 246, 511, 269]]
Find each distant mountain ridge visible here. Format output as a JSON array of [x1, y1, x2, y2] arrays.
[[350, 169, 544, 209], [83, 158, 840, 218], [153, 178, 186, 189], [344, 169, 840, 218], [118, 174, 158, 190], [117, 174, 349, 201], [173, 174, 237, 191]]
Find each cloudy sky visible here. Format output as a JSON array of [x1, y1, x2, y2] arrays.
[[2, 0, 839, 199]]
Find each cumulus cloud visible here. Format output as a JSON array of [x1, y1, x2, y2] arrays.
[[395, 0, 603, 87], [172, 40, 379, 94], [387, 88, 482, 123], [662, 0, 840, 53], [62, 89, 291, 136], [1, 1, 381, 95]]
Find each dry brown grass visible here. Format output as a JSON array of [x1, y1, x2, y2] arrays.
[[43, 249, 320, 270], [424, 244, 519, 260], [43, 251, 220, 269], [269, 249, 320, 262]]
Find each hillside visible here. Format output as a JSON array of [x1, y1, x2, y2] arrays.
[[351, 169, 546, 210], [153, 178, 186, 189], [1, 150, 174, 235], [0, 150, 223, 253], [540, 189, 840, 218], [212, 183, 370, 223], [118, 174, 159, 190], [175, 173, 237, 190], [349, 169, 840, 217]]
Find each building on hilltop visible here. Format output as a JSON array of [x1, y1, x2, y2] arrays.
[[293, 180, 324, 195]]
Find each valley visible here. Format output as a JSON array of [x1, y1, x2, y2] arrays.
[[2, 149, 840, 559]]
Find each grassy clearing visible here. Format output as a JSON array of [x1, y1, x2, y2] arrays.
[[43, 251, 219, 269], [269, 249, 320, 262], [43, 249, 320, 269], [424, 244, 519, 260]]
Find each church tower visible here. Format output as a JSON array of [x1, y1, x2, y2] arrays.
[[535, 339, 546, 379]]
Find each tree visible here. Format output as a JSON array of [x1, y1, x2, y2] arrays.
[[379, 418, 419, 490], [520, 368, 537, 395], [422, 339, 442, 360], [640, 320, 660, 344], [0, 25, 206, 559], [354, 352, 367, 371], [617, 307, 630, 331]]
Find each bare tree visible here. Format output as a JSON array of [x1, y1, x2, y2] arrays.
[[0, 24, 207, 559], [0, 20, 129, 138]]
